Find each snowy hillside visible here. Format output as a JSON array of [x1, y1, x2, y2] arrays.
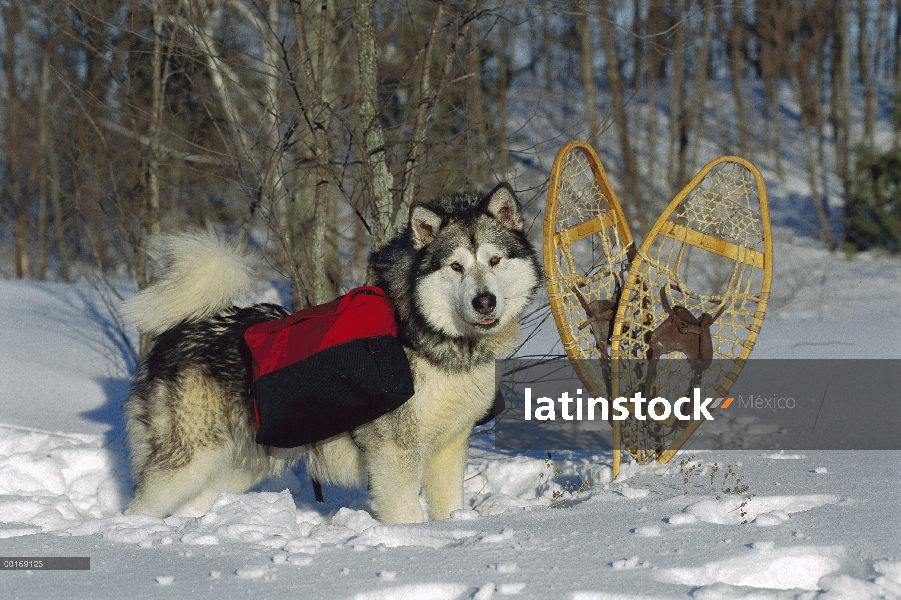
[[1, 232, 900, 599]]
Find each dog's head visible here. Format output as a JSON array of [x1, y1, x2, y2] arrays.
[[409, 183, 541, 339]]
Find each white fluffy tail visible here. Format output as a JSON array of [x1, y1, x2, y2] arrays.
[[120, 230, 254, 335]]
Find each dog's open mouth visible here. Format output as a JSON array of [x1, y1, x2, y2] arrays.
[[474, 318, 498, 329]]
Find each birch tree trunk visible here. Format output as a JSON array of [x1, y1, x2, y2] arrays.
[[294, 0, 340, 307], [355, 0, 395, 252], [134, 0, 168, 356]]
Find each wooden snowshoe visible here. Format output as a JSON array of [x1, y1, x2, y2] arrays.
[[544, 141, 635, 400], [609, 156, 773, 478]]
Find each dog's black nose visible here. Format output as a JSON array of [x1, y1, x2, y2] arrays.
[[472, 293, 496, 314]]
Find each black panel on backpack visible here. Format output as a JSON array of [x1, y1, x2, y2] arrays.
[[252, 335, 414, 448]]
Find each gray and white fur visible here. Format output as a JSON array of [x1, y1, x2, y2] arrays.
[[122, 183, 541, 524]]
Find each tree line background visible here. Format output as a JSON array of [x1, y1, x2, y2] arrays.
[[2, 0, 900, 313]]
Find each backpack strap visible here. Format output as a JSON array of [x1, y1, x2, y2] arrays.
[[311, 477, 324, 503]]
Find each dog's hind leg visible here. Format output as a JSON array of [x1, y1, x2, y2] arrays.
[[125, 368, 264, 517], [127, 445, 271, 517], [422, 428, 469, 521], [126, 448, 228, 517]]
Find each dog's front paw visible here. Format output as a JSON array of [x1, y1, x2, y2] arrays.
[[374, 502, 425, 525]]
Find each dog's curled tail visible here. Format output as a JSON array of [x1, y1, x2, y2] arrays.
[[120, 230, 254, 336]]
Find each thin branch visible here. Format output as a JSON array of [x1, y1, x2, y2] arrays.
[[99, 118, 230, 166]]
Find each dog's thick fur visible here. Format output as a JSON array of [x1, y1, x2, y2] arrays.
[[122, 184, 541, 524]]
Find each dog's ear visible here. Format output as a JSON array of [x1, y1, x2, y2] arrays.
[[482, 183, 524, 230], [410, 205, 443, 250]]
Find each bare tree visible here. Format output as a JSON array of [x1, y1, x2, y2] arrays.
[[599, 0, 646, 232], [837, 0, 852, 219], [644, 0, 669, 212], [496, 13, 511, 178], [719, 1, 748, 155], [666, 0, 686, 193], [4, 0, 28, 278], [355, 0, 394, 252], [464, 7, 490, 189], [757, 0, 787, 178], [11, 0, 901, 301], [860, 0, 889, 145], [685, 0, 713, 181], [788, 0, 836, 250], [576, 0, 599, 147]]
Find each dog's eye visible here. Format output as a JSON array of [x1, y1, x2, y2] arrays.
[[450, 262, 463, 272], [489, 256, 501, 266]]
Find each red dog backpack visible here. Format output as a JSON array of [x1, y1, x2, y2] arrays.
[[243, 286, 414, 448]]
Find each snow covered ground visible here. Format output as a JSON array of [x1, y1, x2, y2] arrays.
[[0, 229, 899, 599], [2, 67, 901, 597]]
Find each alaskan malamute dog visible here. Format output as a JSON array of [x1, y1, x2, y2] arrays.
[[121, 183, 541, 524]]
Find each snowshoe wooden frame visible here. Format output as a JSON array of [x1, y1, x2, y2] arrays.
[[543, 140, 634, 420], [609, 156, 772, 479]]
